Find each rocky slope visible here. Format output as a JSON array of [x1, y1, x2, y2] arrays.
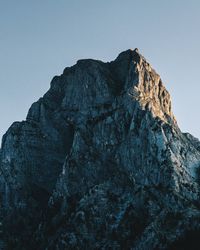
[[1, 49, 200, 249]]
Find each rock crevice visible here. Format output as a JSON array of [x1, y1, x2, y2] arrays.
[[0, 49, 200, 249]]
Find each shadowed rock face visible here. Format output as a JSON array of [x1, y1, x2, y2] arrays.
[[0, 49, 200, 249]]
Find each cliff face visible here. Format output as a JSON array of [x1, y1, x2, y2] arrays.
[[1, 49, 200, 250]]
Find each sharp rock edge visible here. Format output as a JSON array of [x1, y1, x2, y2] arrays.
[[0, 49, 200, 250]]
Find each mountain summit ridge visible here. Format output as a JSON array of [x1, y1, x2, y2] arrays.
[[0, 49, 200, 249]]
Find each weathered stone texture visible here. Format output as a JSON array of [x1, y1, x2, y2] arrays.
[[0, 49, 200, 249]]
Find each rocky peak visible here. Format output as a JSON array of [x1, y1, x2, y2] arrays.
[[114, 48, 175, 124], [114, 48, 140, 63], [0, 49, 200, 250], [33, 48, 175, 124]]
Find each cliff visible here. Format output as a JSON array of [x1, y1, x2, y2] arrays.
[[1, 49, 200, 249]]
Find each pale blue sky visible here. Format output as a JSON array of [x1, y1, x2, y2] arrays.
[[0, 0, 200, 141]]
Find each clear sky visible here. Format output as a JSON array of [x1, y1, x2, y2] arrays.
[[0, 0, 200, 141]]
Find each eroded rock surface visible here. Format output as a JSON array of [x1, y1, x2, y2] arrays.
[[0, 49, 200, 249]]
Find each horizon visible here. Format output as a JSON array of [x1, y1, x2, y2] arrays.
[[1, 0, 200, 141]]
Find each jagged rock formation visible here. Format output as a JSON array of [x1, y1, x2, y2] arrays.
[[1, 49, 200, 249]]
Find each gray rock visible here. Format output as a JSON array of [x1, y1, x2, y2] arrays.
[[1, 48, 200, 249]]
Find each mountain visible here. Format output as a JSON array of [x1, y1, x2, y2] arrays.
[[1, 49, 200, 250]]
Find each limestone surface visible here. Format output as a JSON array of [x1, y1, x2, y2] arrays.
[[1, 49, 200, 249]]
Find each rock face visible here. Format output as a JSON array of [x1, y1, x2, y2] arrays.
[[1, 49, 200, 249]]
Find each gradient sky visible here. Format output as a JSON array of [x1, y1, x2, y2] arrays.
[[0, 0, 200, 142]]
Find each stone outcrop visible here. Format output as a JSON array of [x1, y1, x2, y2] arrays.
[[0, 49, 200, 249]]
